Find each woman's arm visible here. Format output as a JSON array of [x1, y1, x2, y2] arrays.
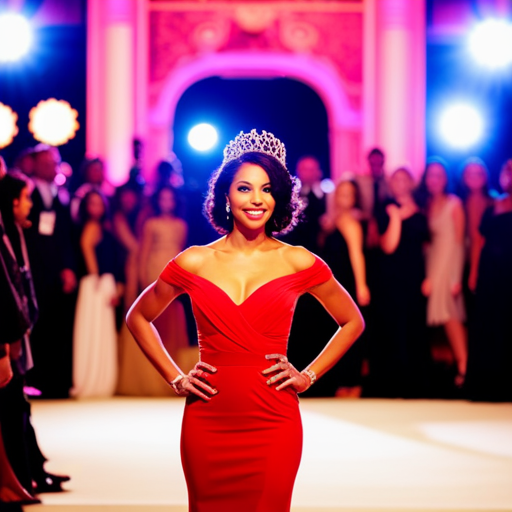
[[80, 221, 101, 275], [264, 276, 364, 393], [112, 212, 138, 253], [305, 278, 365, 379], [452, 197, 466, 245], [340, 220, 370, 306], [126, 278, 184, 383], [127, 275, 217, 400], [466, 198, 487, 292], [451, 197, 466, 292], [468, 231, 484, 292], [380, 204, 402, 254]]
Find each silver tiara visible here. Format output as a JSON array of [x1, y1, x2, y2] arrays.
[[222, 129, 286, 167]]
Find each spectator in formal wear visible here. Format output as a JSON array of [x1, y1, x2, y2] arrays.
[[0, 168, 70, 498], [417, 159, 467, 388], [458, 158, 494, 321], [281, 156, 334, 396], [281, 155, 326, 253], [0, 204, 41, 507], [357, 148, 390, 222], [70, 157, 115, 220], [118, 185, 189, 397], [24, 144, 77, 398], [112, 183, 142, 311], [71, 189, 123, 398], [0, 156, 36, 507], [13, 148, 35, 177], [321, 179, 370, 398], [372, 168, 431, 397], [466, 159, 512, 401]]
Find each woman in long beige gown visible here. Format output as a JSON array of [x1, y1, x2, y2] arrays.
[[117, 186, 189, 396]]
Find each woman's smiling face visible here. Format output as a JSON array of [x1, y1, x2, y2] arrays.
[[227, 163, 276, 233]]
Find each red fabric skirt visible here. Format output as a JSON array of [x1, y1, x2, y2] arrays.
[[180, 352, 302, 512]]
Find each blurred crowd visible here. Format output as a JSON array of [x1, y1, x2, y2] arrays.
[[0, 141, 511, 505], [286, 151, 512, 403]]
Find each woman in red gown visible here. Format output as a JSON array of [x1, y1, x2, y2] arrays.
[[127, 130, 364, 512]]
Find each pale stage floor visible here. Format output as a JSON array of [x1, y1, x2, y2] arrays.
[[27, 398, 512, 512]]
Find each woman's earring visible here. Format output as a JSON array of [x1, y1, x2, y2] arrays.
[[226, 202, 231, 220]]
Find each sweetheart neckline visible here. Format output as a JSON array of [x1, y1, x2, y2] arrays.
[[170, 257, 320, 307]]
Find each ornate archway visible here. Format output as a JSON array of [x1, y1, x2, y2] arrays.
[[147, 51, 361, 181], [87, 0, 425, 183]]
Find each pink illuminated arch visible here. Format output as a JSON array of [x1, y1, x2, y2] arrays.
[[147, 51, 362, 180]]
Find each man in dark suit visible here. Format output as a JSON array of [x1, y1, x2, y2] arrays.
[[281, 155, 326, 253], [24, 145, 77, 399]]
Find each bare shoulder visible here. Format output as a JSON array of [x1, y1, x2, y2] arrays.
[[339, 215, 362, 236], [81, 220, 101, 241], [448, 194, 463, 209], [279, 243, 317, 272], [142, 217, 157, 231], [174, 246, 211, 273], [174, 238, 227, 273], [175, 217, 188, 230]]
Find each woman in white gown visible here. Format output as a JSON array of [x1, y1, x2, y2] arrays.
[[72, 189, 123, 398]]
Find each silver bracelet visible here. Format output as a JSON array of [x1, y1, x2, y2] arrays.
[[301, 368, 317, 386], [170, 374, 185, 393]]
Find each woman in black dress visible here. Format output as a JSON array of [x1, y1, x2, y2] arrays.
[[322, 179, 370, 397], [466, 159, 512, 401], [372, 168, 430, 397]]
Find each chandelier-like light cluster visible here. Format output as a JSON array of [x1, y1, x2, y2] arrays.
[[0, 102, 19, 149], [222, 129, 287, 167], [29, 98, 79, 146]]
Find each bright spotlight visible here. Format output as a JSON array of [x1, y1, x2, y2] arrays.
[[439, 104, 483, 149], [469, 19, 512, 69], [0, 13, 32, 62], [188, 124, 218, 151], [29, 99, 80, 146], [0, 102, 18, 149]]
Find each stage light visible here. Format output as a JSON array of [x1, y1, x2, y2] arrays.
[[0, 13, 32, 62], [469, 19, 512, 69], [0, 102, 18, 149], [28, 99, 79, 146], [439, 104, 483, 149], [188, 123, 218, 151], [320, 178, 335, 194]]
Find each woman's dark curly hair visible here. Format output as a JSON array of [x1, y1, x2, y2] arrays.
[[204, 152, 303, 236]]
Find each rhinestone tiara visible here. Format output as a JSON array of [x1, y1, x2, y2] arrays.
[[222, 129, 287, 167]]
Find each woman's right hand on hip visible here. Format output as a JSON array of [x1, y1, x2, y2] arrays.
[[170, 361, 218, 401]]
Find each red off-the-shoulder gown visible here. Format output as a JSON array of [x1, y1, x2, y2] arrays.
[[159, 256, 332, 512]]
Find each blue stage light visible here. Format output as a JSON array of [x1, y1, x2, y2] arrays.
[[0, 13, 32, 62], [188, 123, 218, 152], [469, 19, 512, 69], [439, 104, 483, 149]]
